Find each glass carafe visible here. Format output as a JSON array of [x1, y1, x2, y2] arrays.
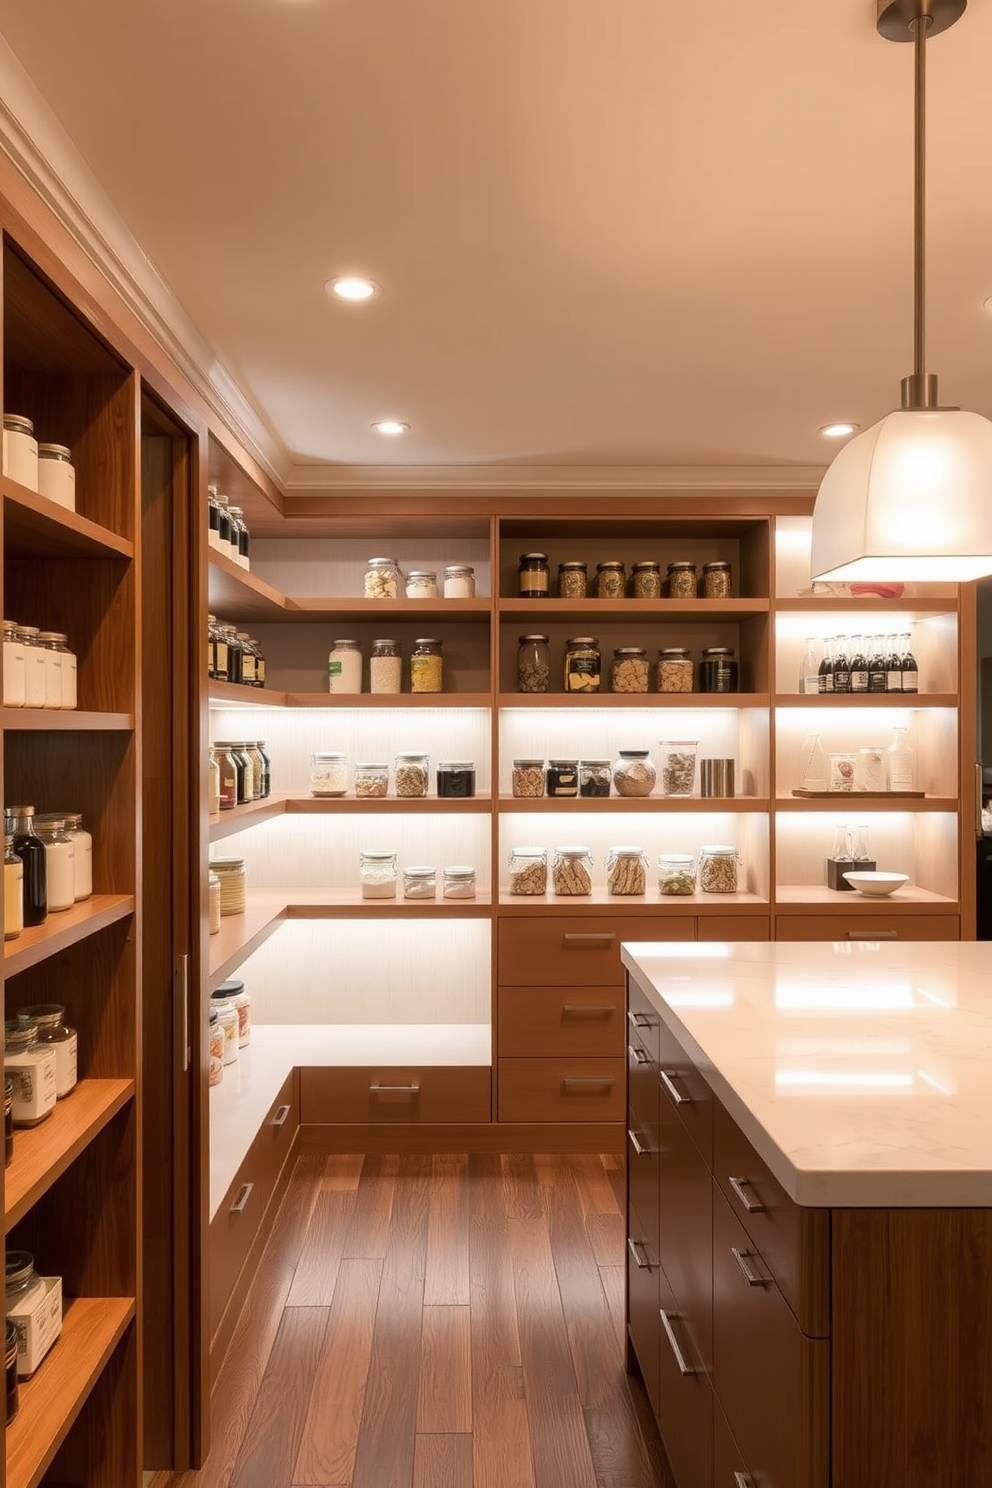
[[799, 732, 828, 792]]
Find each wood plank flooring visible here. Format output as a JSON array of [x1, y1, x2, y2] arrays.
[[147, 1153, 669, 1488]]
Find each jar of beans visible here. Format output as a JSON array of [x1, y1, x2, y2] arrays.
[[630, 561, 662, 599], [595, 561, 626, 599], [702, 561, 732, 598], [698, 845, 740, 893], [655, 647, 693, 693], [666, 561, 697, 598], [610, 647, 649, 693], [658, 853, 697, 895], [557, 561, 587, 598], [517, 634, 551, 692]]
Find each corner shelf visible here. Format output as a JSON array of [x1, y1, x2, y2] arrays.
[[773, 693, 956, 709], [2, 895, 136, 977]]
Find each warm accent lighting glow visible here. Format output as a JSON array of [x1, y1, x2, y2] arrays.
[[326, 276, 379, 301], [819, 422, 858, 438], [371, 420, 410, 436]]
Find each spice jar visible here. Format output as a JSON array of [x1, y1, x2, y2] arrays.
[[511, 759, 545, 798], [557, 561, 587, 598], [16, 627, 47, 709], [216, 978, 251, 1047], [360, 849, 398, 899], [222, 624, 243, 684], [406, 570, 438, 599], [19, 1005, 77, 1099], [658, 852, 697, 896], [37, 442, 76, 510], [443, 565, 476, 598], [365, 557, 401, 599], [410, 637, 443, 693], [4, 1319, 16, 1424], [564, 636, 601, 693], [208, 1011, 224, 1087], [34, 818, 74, 912], [215, 745, 238, 810], [517, 634, 551, 693], [395, 750, 429, 797], [244, 743, 267, 799], [698, 845, 741, 894], [208, 614, 227, 680], [2, 414, 39, 490], [208, 749, 221, 814], [518, 553, 550, 598], [579, 759, 612, 797], [630, 561, 662, 599], [2, 621, 25, 707], [666, 561, 698, 598], [370, 638, 402, 694], [655, 647, 693, 693], [403, 865, 437, 899], [508, 846, 548, 895], [328, 638, 363, 694], [594, 561, 626, 599], [552, 846, 593, 895], [442, 865, 477, 899], [612, 750, 656, 798], [610, 647, 649, 694], [310, 751, 348, 797], [355, 761, 390, 798], [437, 761, 476, 798], [699, 646, 738, 693], [606, 846, 648, 896], [37, 631, 63, 708], [227, 507, 250, 570], [211, 856, 247, 915], [546, 759, 579, 797], [208, 870, 221, 934], [3, 1022, 56, 1127], [209, 988, 240, 1066], [4, 834, 23, 942], [702, 560, 732, 598], [236, 631, 257, 686], [658, 740, 698, 796]]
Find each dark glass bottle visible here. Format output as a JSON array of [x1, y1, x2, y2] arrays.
[[849, 635, 868, 693], [818, 637, 835, 695], [900, 633, 918, 693], [223, 625, 243, 685], [8, 807, 47, 927], [868, 636, 887, 693], [832, 636, 851, 694], [885, 634, 902, 692]]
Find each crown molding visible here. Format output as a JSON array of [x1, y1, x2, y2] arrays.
[[0, 36, 286, 486], [283, 462, 826, 494]]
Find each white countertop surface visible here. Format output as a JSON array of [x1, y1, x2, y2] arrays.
[[621, 939, 992, 1208]]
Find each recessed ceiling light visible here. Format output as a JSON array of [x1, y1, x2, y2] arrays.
[[371, 420, 410, 436], [819, 422, 860, 438], [326, 276, 379, 302]]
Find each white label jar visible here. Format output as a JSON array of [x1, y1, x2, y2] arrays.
[[310, 751, 348, 797], [360, 849, 398, 899], [37, 632, 63, 709], [36, 443, 75, 511], [210, 995, 239, 1064], [34, 819, 75, 912], [28, 1011, 78, 1100], [443, 565, 476, 598], [2, 622, 25, 707], [64, 814, 93, 900], [3, 1024, 57, 1126], [16, 627, 46, 708], [328, 639, 362, 694], [2, 415, 39, 491]]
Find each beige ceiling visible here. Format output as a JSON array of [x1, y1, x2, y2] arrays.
[[1, 0, 991, 484]]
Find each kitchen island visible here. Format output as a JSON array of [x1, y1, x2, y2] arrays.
[[621, 939, 992, 1488]]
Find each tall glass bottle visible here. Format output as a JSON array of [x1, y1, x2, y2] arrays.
[[888, 726, 915, 790], [9, 807, 47, 927], [799, 637, 820, 695], [868, 634, 887, 693], [832, 636, 851, 694], [799, 732, 828, 792], [899, 633, 919, 693], [818, 637, 835, 695], [849, 635, 868, 693], [885, 634, 902, 692]]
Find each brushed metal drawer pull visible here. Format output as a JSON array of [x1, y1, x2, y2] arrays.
[[627, 1237, 651, 1269], [628, 1128, 651, 1156], [370, 1083, 421, 1095], [659, 1068, 690, 1105], [563, 1077, 616, 1091], [731, 1246, 768, 1288], [660, 1309, 697, 1376], [729, 1175, 765, 1214], [628, 1043, 651, 1066], [627, 1009, 652, 1029], [229, 1182, 254, 1215], [734, 1473, 756, 1488], [847, 929, 898, 939], [562, 933, 616, 945], [271, 1104, 291, 1128], [563, 1003, 614, 1017]]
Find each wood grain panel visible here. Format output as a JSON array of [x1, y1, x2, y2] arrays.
[[697, 913, 771, 941], [498, 984, 624, 1057], [417, 1305, 472, 1433], [3, 1076, 133, 1228], [227, 1307, 330, 1488], [499, 914, 694, 986], [293, 1257, 382, 1486], [498, 1057, 624, 1123], [424, 1152, 471, 1305], [413, 1432, 475, 1488], [39, 1313, 138, 1488], [774, 912, 960, 941], [301, 1065, 491, 1125], [660, 1016, 714, 1166], [285, 1188, 357, 1307]]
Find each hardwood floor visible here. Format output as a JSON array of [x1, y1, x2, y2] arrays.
[[148, 1152, 669, 1488]]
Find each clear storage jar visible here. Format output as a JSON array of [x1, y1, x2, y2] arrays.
[[552, 846, 593, 896], [630, 561, 662, 599], [208, 870, 221, 934], [512, 759, 545, 798], [612, 750, 656, 798], [2, 622, 25, 707], [394, 750, 429, 797], [659, 740, 698, 796], [406, 570, 438, 599], [594, 561, 626, 599], [370, 638, 402, 694], [403, 865, 437, 899], [606, 846, 647, 895], [579, 759, 612, 797], [355, 761, 389, 798], [33, 818, 74, 912], [666, 561, 698, 598], [208, 749, 221, 814], [209, 989, 239, 1065], [564, 636, 601, 694], [211, 856, 247, 915], [365, 557, 400, 599], [610, 648, 649, 694], [208, 1012, 224, 1086], [3, 1022, 56, 1127], [658, 852, 697, 895], [2, 414, 38, 490], [328, 638, 363, 694], [698, 845, 740, 894], [443, 565, 475, 598], [16, 627, 46, 709], [215, 745, 238, 810], [216, 978, 251, 1047], [655, 647, 693, 693], [508, 846, 548, 895], [360, 849, 398, 899], [442, 865, 476, 899], [310, 751, 348, 797], [517, 634, 551, 693], [19, 1005, 77, 1099], [702, 561, 732, 598], [410, 637, 443, 693], [36, 443, 75, 511], [518, 553, 550, 598], [557, 561, 587, 598], [37, 631, 63, 708]]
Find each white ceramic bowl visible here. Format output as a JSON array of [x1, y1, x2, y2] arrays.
[[842, 871, 910, 897]]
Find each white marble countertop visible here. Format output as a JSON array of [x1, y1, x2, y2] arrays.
[[621, 939, 992, 1208]]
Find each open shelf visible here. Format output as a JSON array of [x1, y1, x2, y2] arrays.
[[209, 794, 491, 841], [499, 794, 768, 812], [775, 885, 957, 908], [2, 896, 135, 977], [776, 795, 957, 813], [496, 889, 767, 911], [774, 597, 958, 615], [773, 693, 956, 709], [208, 684, 491, 709], [498, 692, 771, 708], [208, 551, 289, 620], [3, 480, 133, 560], [499, 596, 769, 620], [4, 1079, 134, 1229], [2, 708, 134, 731]]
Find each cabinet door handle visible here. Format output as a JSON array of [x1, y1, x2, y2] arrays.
[[627, 1009, 653, 1029], [627, 1237, 651, 1269], [731, 1246, 768, 1288], [659, 1068, 690, 1105], [563, 1003, 614, 1017], [628, 1128, 653, 1156], [628, 1043, 651, 1066], [271, 1104, 291, 1128], [369, 1083, 421, 1095], [563, 1077, 616, 1091], [660, 1309, 697, 1376], [847, 929, 898, 939], [562, 933, 616, 946], [729, 1175, 765, 1214], [230, 1182, 254, 1215]]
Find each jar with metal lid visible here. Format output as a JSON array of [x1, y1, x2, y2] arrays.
[[36, 631, 63, 708], [216, 978, 251, 1047], [18, 1005, 76, 1099], [208, 1011, 224, 1086], [406, 570, 438, 599], [255, 741, 272, 796], [54, 634, 78, 709], [222, 624, 243, 684], [3, 1022, 56, 1126], [16, 627, 47, 709], [244, 742, 266, 799], [360, 849, 398, 899], [564, 636, 601, 693], [666, 561, 698, 598], [659, 739, 698, 796], [236, 632, 258, 685], [33, 817, 74, 913], [518, 553, 550, 598], [437, 760, 476, 798], [207, 486, 223, 553], [610, 647, 649, 694], [443, 565, 476, 598], [328, 638, 363, 694], [211, 856, 247, 915], [702, 560, 732, 598], [410, 637, 443, 693], [442, 865, 477, 899], [655, 647, 693, 693], [355, 761, 389, 798], [552, 846, 593, 895], [546, 758, 578, 797], [395, 750, 429, 797], [658, 852, 697, 896], [209, 988, 239, 1065], [227, 506, 250, 569], [36, 442, 75, 510], [208, 869, 221, 933], [698, 645, 738, 693], [3, 1078, 11, 1165], [223, 742, 253, 803], [606, 846, 648, 896], [60, 812, 92, 899], [365, 556, 401, 599], [208, 614, 227, 680], [511, 759, 545, 798], [253, 635, 266, 687], [612, 750, 656, 798], [557, 561, 588, 598], [508, 846, 548, 895], [403, 865, 437, 899], [5, 1250, 61, 1380], [208, 749, 221, 814], [594, 561, 626, 599], [4, 1317, 16, 1424], [578, 759, 611, 797], [9, 806, 47, 926], [215, 744, 238, 810], [310, 751, 348, 797], [517, 634, 551, 693], [2, 414, 38, 490], [2, 621, 25, 706], [630, 560, 662, 599], [4, 834, 23, 942], [214, 493, 233, 554], [370, 638, 402, 694], [698, 845, 741, 894]]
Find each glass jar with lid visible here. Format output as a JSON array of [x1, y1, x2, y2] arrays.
[[62, 812, 92, 899], [209, 988, 240, 1065], [630, 560, 662, 599], [355, 761, 390, 798], [508, 846, 548, 895], [395, 750, 429, 797], [3, 1022, 56, 1126], [610, 648, 649, 694], [243, 743, 266, 799], [612, 750, 656, 798], [16, 627, 46, 708], [699, 646, 738, 693], [207, 485, 223, 553], [546, 759, 578, 797], [254, 741, 272, 796], [208, 869, 221, 934], [517, 634, 551, 693], [511, 759, 545, 798], [442, 865, 477, 899], [659, 740, 698, 796], [557, 561, 588, 598], [406, 570, 438, 600], [222, 624, 243, 684], [5, 1249, 62, 1380], [2, 413, 39, 489], [410, 637, 443, 693], [360, 849, 398, 899], [310, 751, 348, 797], [227, 506, 250, 569], [36, 631, 63, 708], [33, 817, 74, 912], [4, 833, 23, 941], [219, 979, 252, 1047], [698, 845, 741, 893], [9, 806, 47, 926], [443, 565, 476, 598], [328, 638, 363, 694], [2, 621, 25, 707], [208, 1011, 224, 1086], [236, 632, 258, 686], [229, 743, 254, 803], [655, 647, 693, 693], [208, 614, 227, 680], [364, 557, 401, 599], [17, 1005, 77, 1099], [370, 638, 402, 694], [214, 494, 234, 555], [37, 442, 75, 510], [207, 748, 221, 814], [564, 636, 601, 693], [606, 846, 648, 895], [702, 560, 732, 598], [437, 760, 476, 798], [211, 856, 247, 915], [403, 865, 437, 899], [214, 744, 238, 810], [666, 561, 698, 598], [594, 561, 626, 599], [579, 759, 612, 797], [658, 852, 697, 895], [518, 553, 550, 598], [52, 633, 77, 709], [552, 846, 593, 895]]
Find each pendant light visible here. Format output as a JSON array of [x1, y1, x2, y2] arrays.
[[810, 0, 992, 583]]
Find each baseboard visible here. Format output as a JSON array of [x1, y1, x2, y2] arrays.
[[298, 1121, 624, 1155]]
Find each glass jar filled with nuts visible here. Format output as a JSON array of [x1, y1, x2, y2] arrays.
[[552, 846, 593, 895], [610, 647, 649, 694], [557, 561, 587, 598], [394, 750, 429, 798], [630, 561, 662, 599], [698, 844, 741, 893], [701, 560, 732, 598], [606, 846, 648, 896], [517, 634, 551, 693], [666, 561, 698, 598], [655, 647, 694, 693], [508, 846, 548, 896], [512, 759, 545, 798]]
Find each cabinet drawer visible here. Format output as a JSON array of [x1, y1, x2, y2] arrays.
[[626, 1208, 661, 1418], [714, 1099, 829, 1337], [627, 1116, 659, 1256], [497, 1057, 624, 1122], [657, 1258, 714, 1488], [627, 976, 662, 1063], [658, 1100, 713, 1368], [698, 915, 771, 942], [499, 915, 694, 986], [713, 1397, 751, 1488], [498, 985, 624, 1056], [301, 1065, 491, 1124], [775, 913, 960, 942], [209, 1069, 298, 1339], [713, 1187, 829, 1488], [659, 1019, 713, 1166]]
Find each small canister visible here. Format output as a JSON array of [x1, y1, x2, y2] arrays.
[[443, 565, 475, 598], [36, 443, 76, 510], [552, 846, 593, 895], [699, 759, 735, 798], [216, 978, 251, 1047], [2, 414, 38, 490], [508, 846, 548, 896], [211, 856, 247, 915], [406, 570, 438, 599], [518, 553, 550, 598], [511, 759, 545, 798], [310, 751, 348, 797], [208, 1011, 224, 1087], [437, 760, 476, 798], [666, 561, 698, 598], [610, 648, 649, 694], [546, 759, 578, 798], [442, 865, 477, 899], [395, 750, 430, 797], [403, 865, 437, 899], [655, 647, 694, 693], [557, 561, 587, 598], [658, 853, 697, 896], [3, 1021, 57, 1127], [630, 561, 662, 598], [702, 560, 732, 598], [364, 557, 401, 599], [19, 1005, 77, 1099], [355, 761, 389, 798], [360, 849, 398, 899], [328, 639, 363, 694], [209, 989, 239, 1065], [699, 646, 738, 693], [594, 561, 626, 599], [563, 636, 601, 694], [698, 845, 741, 894]]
